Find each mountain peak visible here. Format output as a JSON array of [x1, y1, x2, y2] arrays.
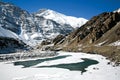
[[114, 8, 120, 13], [35, 9, 88, 28], [36, 9, 65, 17], [37, 8, 49, 13]]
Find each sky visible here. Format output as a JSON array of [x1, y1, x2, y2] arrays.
[[2, 0, 120, 19]]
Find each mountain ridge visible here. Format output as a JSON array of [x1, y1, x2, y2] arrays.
[[0, 1, 87, 47], [35, 9, 88, 28]]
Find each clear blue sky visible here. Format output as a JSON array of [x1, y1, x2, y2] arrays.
[[2, 0, 120, 19]]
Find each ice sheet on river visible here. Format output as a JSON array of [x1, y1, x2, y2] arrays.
[[0, 51, 120, 80]]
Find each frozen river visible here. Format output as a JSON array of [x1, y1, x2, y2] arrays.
[[0, 51, 120, 80]]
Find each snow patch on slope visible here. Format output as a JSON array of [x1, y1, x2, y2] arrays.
[[0, 25, 18, 39], [114, 8, 120, 13], [109, 40, 120, 46], [95, 40, 107, 46]]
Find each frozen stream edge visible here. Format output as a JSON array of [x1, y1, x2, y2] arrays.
[[0, 50, 58, 62]]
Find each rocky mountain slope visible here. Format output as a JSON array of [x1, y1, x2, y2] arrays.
[[50, 9, 120, 63], [0, 37, 27, 54], [0, 1, 87, 47], [0, 24, 28, 54]]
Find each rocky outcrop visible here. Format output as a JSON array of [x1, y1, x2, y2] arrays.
[[41, 39, 52, 45], [52, 35, 65, 45]]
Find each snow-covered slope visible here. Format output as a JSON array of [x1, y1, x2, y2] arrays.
[[0, 1, 36, 45], [33, 15, 73, 39], [0, 25, 18, 39], [35, 9, 88, 28]]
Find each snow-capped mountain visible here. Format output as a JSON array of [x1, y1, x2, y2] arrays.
[[114, 8, 120, 13], [35, 9, 88, 28], [0, 1, 87, 46], [0, 1, 36, 45]]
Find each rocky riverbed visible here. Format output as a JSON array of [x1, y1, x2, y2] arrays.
[[0, 50, 58, 62]]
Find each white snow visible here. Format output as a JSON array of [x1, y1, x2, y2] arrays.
[[95, 40, 107, 46], [109, 40, 120, 46], [114, 8, 120, 13], [23, 33, 30, 40], [0, 25, 18, 39], [30, 33, 43, 39], [0, 51, 120, 80], [36, 9, 88, 28]]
